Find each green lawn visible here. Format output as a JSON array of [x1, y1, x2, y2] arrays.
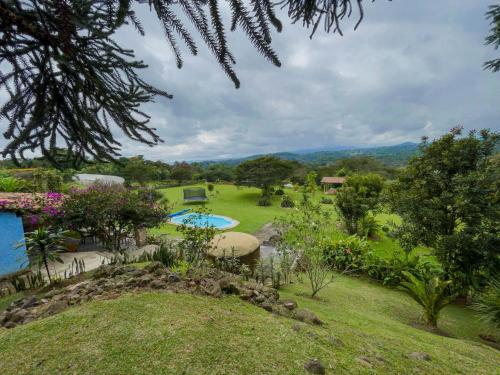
[[151, 184, 312, 235], [1, 276, 497, 374], [151, 184, 427, 259]]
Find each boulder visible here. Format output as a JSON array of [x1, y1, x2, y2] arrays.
[[167, 273, 181, 283], [408, 352, 431, 361], [150, 280, 168, 289], [293, 308, 323, 325], [282, 299, 298, 311]]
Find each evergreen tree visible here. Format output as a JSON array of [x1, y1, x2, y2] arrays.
[[484, 4, 500, 72], [1, 0, 374, 166]]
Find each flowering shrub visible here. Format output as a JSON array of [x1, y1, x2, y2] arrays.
[[62, 184, 166, 251]]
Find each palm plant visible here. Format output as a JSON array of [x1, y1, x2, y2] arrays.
[[400, 272, 457, 327], [18, 227, 66, 284], [472, 276, 500, 331]]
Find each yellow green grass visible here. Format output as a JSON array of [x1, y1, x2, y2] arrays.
[[0, 275, 498, 374]]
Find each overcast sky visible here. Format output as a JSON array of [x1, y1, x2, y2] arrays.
[[2, 1, 499, 162]]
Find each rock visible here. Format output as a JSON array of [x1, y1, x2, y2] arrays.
[[93, 265, 116, 279], [150, 280, 168, 289], [45, 288, 63, 298], [4, 321, 16, 329], [137, 275, 154, 287], [254, 294, 266, 303], [129, 268, 148, 278], [41, 301, 68, 317], [218, 277, 240, 295], [282, 299, 297, 310], [20, 296, 40, 309], [144, 261, 165, 273], [167, 273, 181, 283], [408, 352, 431, 361], [259, 302, 273, 312], [10, 308, 28, 323], [304, 359, 325, 374], [207, 280, 223, 298], [293, 308, 323, 325]]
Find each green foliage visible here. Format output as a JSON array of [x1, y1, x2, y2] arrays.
[[257, 195, 272, 206], [388, 127, 500, 293], [170, 162, 194, 182], [9, 270, 46, 293], [323, 235, 370, 271], [280, 195, 295, 208], [357, 213, 380, 239], [0, 175, 28, 192], [400, 272, 457, 327], [364, 253, 442, 287], [32, 169, 63, 192], [275, 201, 336, 297], [319, 197, 333, 204], [274, 188, 284, 196], [202, 164, 235, 182], [304, 171, 318, 195], [207, 183, 215, 193], [176, 209, 216, 266], [484, 5, 500, 72], [18, 227, 65, 284], [139, 241, 179, 269], [62, 184, 165, 251], [236, 156, 294, 198], [335, 173, 384, 234], [472, 276, 500, 331]]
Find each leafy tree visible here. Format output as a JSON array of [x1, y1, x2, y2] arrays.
[[202, 164, 236, 182], [484, 4, 500, 72], [170, 161, 194, 182], [18, 227, 65, 284], [335, 173, 384, 234], [304, 171, 318, 195], [388, 127, 499, 293], [400, 272, 457, 328], [236, 156, 294, 198], [1, 0, 374, 166]]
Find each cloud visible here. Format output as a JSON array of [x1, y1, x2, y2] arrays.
[[1, 1, 499, 162]]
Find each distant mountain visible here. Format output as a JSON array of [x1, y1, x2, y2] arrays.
[[199, 142, 419, 167]]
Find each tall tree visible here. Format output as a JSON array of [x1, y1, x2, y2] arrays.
[[236, 156, 294, 197], [388, 127, 500, 293], [1, 0, 377, 166]]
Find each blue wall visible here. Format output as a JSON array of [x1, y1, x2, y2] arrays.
[[0, 212, 28, 276]]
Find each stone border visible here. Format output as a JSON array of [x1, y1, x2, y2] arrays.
[[169, 213, 240, 230]]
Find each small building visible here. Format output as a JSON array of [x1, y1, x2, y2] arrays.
[[320, 176, 346, 194]]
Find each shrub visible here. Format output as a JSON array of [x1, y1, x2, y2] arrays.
[[357, 214, 380, 239], [274, 188, 284, 196], [0, 175, 28, 192], [139, 241, 178, 268], [400, 272, 457, 327], [207, 183, 215, 192], [280, 195, 295, 208], [257, 195, 272, 206], [472, 276, 500, 331], [323, 235, 369, 272], [320, 197, 333, 204], [177, 208, 216, 266], [363, 253, 442, 287]]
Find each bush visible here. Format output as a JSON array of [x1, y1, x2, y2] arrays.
[[257, 195, 272, 206], [207, 183, 215, 192], [0, 175, 28, 192], [357, 214, 380, 239], [280, 195, 295, 208], [323, 235, 370, 271], [320, 197, 333, 204], [139, 241, 178, 268], [472, 276, 500, 331], [363, 253, 442, 287], [274, 188, 284, 196]]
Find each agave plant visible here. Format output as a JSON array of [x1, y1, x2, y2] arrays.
[[472, 277, 500, 331], [17, 227, 66, 284], [400, 272, 457, 327]]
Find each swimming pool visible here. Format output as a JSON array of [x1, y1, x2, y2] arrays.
[[170, 213, 239, 230]]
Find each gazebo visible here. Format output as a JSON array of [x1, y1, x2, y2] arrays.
[[320, 176, 346, 194], [183, 187, 208, 202]]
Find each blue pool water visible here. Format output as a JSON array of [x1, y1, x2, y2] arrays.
[[171, 213, 237, 230], [0, 212, 28, 276]]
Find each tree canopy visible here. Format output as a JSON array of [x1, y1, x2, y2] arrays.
[[387, 127, 500, 293], [0, 0, 374, 166], [236, 156, 294, 194]]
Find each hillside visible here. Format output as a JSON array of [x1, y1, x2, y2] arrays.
[[0, 274, 498, 374], [200, 142, 419, 167]]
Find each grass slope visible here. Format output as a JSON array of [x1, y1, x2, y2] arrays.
[[1, 276, 498, 374]]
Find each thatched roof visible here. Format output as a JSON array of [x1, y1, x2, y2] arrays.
[[320, 177, 346, 184]]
